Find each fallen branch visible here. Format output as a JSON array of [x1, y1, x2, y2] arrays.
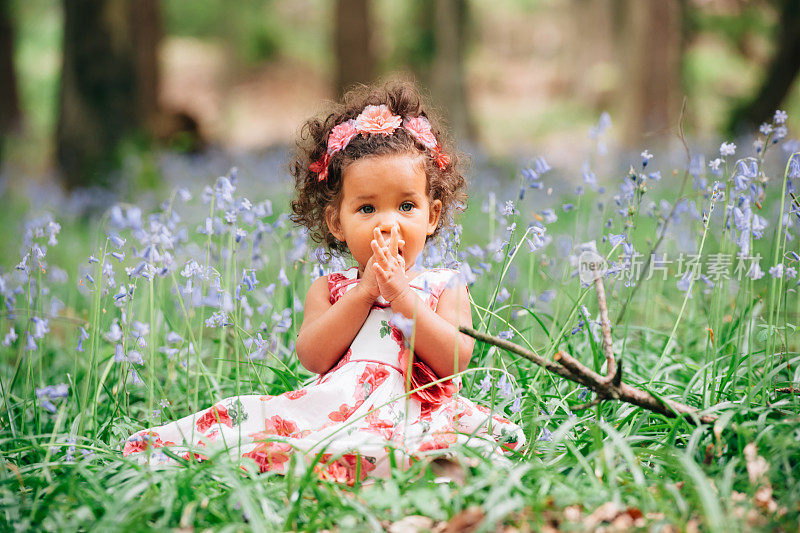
[[463, 325, 716, 424], [462, 274, 717, 424], [776, 386, 800, 395]]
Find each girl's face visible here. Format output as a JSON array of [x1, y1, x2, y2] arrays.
[[326, 154, 442, 275]]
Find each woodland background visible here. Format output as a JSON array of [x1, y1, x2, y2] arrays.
[[0, 0, 798, 192]]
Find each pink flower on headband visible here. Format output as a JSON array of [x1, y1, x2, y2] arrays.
[[403, 116, 437, 150], [327, 120, 358, 155], [355, 105, 402, 135]]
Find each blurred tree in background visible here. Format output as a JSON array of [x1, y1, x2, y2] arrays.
[[615, 0, 684, 144], [56, 0, 161, 189], [334, 0, 375, 97], [1, 0, 798, 191], [728, 0, 800, 133], [0, 0, 21, 165]]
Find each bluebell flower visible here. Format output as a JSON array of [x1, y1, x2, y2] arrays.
[[677, 272, 693, 295], [580, 164, 597, 188], [278, 268, 290, 287], [497, 374, 514, 398], [608, 233, 625, 247], [541, 209, 557, 224], [641, 150, 653, 167], [589, 112, 611, 139], [501, 201, 515, 216], [510, 396, 522, 413], [774, 110, 788, 124], [522, 167, 540, 187], [241, 269, 258, 291], [456, 262, 477, 287], [107, 233, 126, 249], [539, 290, 555, 303], [2, 328, 16, 347], [88, 255, 99, 264], [759, 123, 773, 135], [769, 264, 784, 278], [243, 333, 269, 360], [389, 312, 415, 338], [562, 203, 574, 212], [205, 311, 231, 328], [747, 260, 765, 280], [36, 383, 68, 413], [648, 171, 662, 181], [76, 327, 89, 352], [788, 156, 800, 179], [533, 156, 551, 175], [577, 387, 589, 401], [479, 374, 492, 392], [752, 215, 767, 239], [31, 317, 49, 339], [272, 308, 292, 333], [165, 331, 183, 344], [498, 330, 514, 340], [538, 427, 552, 442], [495, 287, 511, 304], [688, 154, 704, 177], [719, 142, 736, 157]]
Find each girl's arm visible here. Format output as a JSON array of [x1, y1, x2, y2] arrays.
[[389, 283, 474, 379], [372, 228, 473, 378], [295, 262, 380, 374]]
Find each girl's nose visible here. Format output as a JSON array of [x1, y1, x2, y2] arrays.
[[376, 216, 399, 235]]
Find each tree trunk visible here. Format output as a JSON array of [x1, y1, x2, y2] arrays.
[[130, 0, 162, 129], [56, 0, 162, 190], [728, 0, 800, 134], [430, 0, 475, 142], [334, 0, 375, 97], [0, 0, 21, 164], [618, 0, 684, 145]]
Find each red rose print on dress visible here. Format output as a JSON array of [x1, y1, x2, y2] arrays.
[[364, 410, 395, 440], [355, 364, 390, 400], [265, 415, 298, 437], [417, 430, 458, 452], [123, 431, 175, 456], [196, 404, 233, 433], [284, 389, 307, 400], [243, 441, 293, 473], [315, 453, 377, 485], [328, 400, 364, 422]]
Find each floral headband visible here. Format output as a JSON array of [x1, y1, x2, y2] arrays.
[[309, 104, 451, 181]]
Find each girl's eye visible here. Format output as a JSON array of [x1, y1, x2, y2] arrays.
[[400, 202, 414, 212], [359, 205, 375, 214]]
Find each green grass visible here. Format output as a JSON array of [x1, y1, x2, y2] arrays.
[[1, 129, 799, 531]]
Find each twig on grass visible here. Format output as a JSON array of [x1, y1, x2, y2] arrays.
[[461, 274, 718, 425]]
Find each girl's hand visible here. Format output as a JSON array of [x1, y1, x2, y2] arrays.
[[358, 254, 381, 303], [372, 226, 409, 303]]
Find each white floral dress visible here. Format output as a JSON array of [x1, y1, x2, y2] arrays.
[[124, 267, 526, 484]]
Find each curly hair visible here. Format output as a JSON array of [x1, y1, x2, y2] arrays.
[[289, 80, 467, 257]]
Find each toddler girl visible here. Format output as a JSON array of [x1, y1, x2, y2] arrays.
[[124, 82, 526, 484]]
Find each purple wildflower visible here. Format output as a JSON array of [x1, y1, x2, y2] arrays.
[[389, 312, 415, 338], [497, 374, 514, 399], [76, 327, 89, 352], [720, 142, 736, 157], [769, 264, 784, 278]]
